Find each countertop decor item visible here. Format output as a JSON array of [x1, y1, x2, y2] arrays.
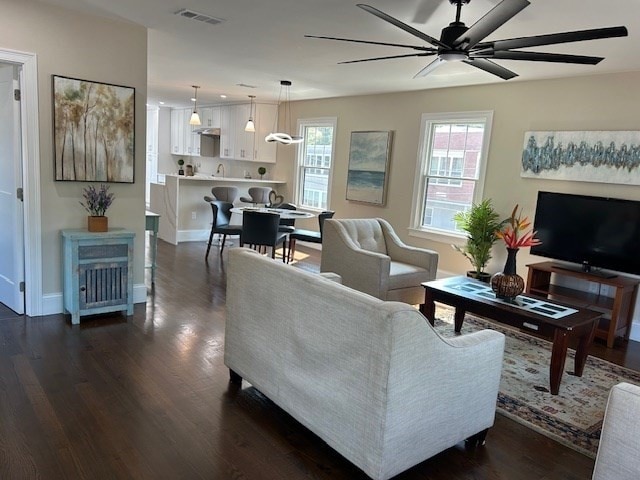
[[491, 205, 541, 301], [258, 166, 266, 179], [452, 198, 503, 283], [177, 159, 185, 175], [80, 184, 114, 232]]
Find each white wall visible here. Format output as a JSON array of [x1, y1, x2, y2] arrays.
[[0, 0, 147, 300]]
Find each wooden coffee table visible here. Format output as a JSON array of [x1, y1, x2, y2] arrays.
[[420, 276, 601, 395]]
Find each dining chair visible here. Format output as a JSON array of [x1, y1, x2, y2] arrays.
[[204, 196, 243, 259], [288, 211, 335, 263], [239, 187, 272, 206], [240, 211, 288, 262], [211, 186, 239, 204]]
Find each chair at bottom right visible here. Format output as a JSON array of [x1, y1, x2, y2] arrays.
[[592, 382, 640, 480], [287, 211, 335, 263]]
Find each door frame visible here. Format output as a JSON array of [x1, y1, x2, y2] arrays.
[[1, 48, 42, 316]]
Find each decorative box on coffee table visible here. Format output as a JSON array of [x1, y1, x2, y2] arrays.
[[62, 229, 135, 325]]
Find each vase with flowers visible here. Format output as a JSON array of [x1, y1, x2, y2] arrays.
[[491, 204, 542, 302], [80, 184, 114, 232]]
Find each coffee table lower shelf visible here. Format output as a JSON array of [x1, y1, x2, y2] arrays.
[[420, 277, 601, 395]]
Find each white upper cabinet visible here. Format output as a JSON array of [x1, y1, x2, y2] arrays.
[[220, 105, 236, 159], [199, 106, 221, 129], [170, 108, 186, 155], [234, 103, 254, 161]]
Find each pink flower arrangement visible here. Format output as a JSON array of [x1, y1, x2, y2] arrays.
[[496, 204, 541, 249]]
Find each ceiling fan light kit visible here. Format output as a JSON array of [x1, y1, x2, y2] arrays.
[[306, 0, 628, 80], [265, 80, 303, 145]]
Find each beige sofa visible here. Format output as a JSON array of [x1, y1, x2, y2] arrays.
[[592, 382, 640, 480], [320, 218, 439, 305], [225, 248, 505, 480]]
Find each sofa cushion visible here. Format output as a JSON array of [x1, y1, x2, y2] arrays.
[[388, 261, 430, 290], [341, 219, 387, 254]]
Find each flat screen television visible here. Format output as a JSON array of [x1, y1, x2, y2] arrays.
[[530, 191, 640, 277]]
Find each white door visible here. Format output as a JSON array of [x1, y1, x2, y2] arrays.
[[0, 64, 24, 314]]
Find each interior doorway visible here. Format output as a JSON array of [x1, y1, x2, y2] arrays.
[[0, 62, 24, 314], [0, 48, 42, 318]]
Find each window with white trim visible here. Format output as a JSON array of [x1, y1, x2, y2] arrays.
[[296, 117, 336, 210], [410, 111, 493, 240]]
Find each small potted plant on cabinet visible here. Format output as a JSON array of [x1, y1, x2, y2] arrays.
[[177, 158, 185, 175], [258, 166, 266, 180], [452, 199, 504, 283], [80, 184, 114, 232]]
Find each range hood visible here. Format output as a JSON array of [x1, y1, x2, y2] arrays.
[[193, 127, 220, 136]]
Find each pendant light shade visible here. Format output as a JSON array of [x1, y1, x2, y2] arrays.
[[189, 85, 201, 126], [245, 95, 256, 132], [265, 80, 303, 145]]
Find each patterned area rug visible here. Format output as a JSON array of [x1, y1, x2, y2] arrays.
[[433, 305, 640, 458]]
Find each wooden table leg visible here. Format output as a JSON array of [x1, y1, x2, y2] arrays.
[[420, 289, 436, 326], [573, 319, 598, 377], [550, 330, 570, 395], [454, 308, 466, 333]]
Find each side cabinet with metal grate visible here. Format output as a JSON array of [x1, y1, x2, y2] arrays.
[[62, 229, 135, 325]]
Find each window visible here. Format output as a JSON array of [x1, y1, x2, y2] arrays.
[[410, 111, 493, 240], [296, 117, 337, 210]]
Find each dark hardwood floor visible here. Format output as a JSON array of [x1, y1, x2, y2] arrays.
[[2, 237, 639, 479]]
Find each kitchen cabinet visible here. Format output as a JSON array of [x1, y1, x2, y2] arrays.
[[220, 105, 236, 159], [171, 107, 215, 157], [234, 103, 254, 161], [199, 106, 220, 128], [219, 103, 277, 163], [170, 108, 186, 155]]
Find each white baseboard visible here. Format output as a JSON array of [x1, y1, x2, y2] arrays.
[[177, 229, 210, 243], [40, 283, 148, 316]]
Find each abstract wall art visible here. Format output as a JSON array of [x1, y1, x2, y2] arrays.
[[521, 131, 640, 185], [53, 75, 135, 183], [346, 131, 393, 205]]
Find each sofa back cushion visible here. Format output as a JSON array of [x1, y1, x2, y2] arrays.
[[337, 218, 387, 254]]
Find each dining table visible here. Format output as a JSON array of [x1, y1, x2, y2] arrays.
[[229, 207, 315, 220]]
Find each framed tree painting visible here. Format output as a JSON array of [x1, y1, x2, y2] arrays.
[[346, 131, 393, 205], [53, 75, 135, 183]]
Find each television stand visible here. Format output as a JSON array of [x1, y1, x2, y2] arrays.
[[526, 261, 639, 348], [551, 264, 617, 279]]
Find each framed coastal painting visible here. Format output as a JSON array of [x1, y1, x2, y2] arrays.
[[346, 131, 393, 205], [53, 75, 135, 183]]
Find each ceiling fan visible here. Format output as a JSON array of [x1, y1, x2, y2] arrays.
[[305, 0, 628, 80]]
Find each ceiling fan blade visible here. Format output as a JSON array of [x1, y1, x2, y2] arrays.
[[463, 58, 518, 80], [455, 0, 530, 49], [413, 57, 446, 78], [357, 4, 448, 49], [475, 50, 604, 65], [340, 52, 437, 64], [476, 26, 628, 52], [304, 35, 436, 52]]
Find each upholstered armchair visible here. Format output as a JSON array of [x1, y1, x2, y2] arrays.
[[321, 218, 439, 305]]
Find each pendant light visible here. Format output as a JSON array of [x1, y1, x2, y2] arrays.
[[189, 85, 201, 126], [244, 95, 256, 132], [265, 80, 303, 145]]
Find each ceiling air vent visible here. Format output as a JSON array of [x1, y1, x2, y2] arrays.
[[174, 9, 225, 26]]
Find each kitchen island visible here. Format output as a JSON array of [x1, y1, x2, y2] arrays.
[[149, 174, 287, 244]]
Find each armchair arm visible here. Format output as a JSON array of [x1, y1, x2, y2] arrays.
[[321, 220, 391, 299], [379, 218, 438, 274]]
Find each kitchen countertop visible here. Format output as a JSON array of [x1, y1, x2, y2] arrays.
[[165, 173, 286, 184]]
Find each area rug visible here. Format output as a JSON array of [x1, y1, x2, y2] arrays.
[[433, 305, 640, 458]]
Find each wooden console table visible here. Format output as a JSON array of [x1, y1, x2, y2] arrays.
[[526, 262, 639, 348]]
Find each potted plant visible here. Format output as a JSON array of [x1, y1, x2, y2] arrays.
[[80, 184, 114, 232], [452, 199, 504, 282], [258, 166, 266, 179], [177, 158, 185, 175]]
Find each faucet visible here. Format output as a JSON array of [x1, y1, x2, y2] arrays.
[[216, 163, 225, 178]]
